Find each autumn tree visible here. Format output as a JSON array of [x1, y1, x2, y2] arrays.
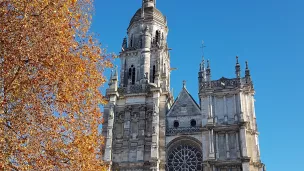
[[0, 0, 112, 170]]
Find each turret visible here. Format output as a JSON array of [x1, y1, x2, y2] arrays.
[[143, 0, 155, 8]]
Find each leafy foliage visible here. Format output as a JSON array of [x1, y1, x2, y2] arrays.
[[0, 0, 112, 170]]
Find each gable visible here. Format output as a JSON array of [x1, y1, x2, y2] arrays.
[[167, 88, 201, 116]]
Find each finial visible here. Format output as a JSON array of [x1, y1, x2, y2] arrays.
[[246, 61, 249, 70], [236, 56, 239, 65], [183, 80, 186, 88]]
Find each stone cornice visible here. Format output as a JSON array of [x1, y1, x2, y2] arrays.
[[204, 159, 242, 166]]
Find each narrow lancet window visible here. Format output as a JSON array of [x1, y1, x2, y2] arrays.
[[152, 65, 156, 83], [132, 67, 135, 84], [155, 30, 160, 44]]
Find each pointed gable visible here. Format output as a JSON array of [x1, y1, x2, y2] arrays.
[[167, 87, 201, 116]]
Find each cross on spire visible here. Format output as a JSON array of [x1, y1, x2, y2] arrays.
[[183, 80, 186, 88], [201, 40, 206, 60]]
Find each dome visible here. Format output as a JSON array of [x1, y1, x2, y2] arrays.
[[128, 7, 166, 29]]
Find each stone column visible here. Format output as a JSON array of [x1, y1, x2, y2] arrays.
[[251, 95, 257, 131], [234, 95, 238, 122], [244, 93, 250, 124], [123, 106, 132, 162], [225, 133, 230, 158], [151, 90, 160, 170], [238, 93, 245, 122], [137, 105, 146, 161], [236, 132, 241, 158], [215, 133, 219, 159], [224, 96, 228, 123], [209, 129, 215, 159], [104, 105, 114, 162], [239, 126, 248, 157], [104, 93, 118, 169], [214, 97, 217, 124], [207, 95, 214, 124]]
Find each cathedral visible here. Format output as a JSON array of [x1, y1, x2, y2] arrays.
[[102, 1, 266, 171]]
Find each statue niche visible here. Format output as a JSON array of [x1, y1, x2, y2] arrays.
[[131, 112, 139, 139], [114, 112, 124, 139]]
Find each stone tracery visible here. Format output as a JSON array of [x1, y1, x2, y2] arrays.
[[167, 144, 202, 171]]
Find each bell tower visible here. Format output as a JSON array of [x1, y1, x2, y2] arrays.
[[102, 1, 172, 170]]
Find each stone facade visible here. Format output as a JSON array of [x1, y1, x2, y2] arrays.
[[102, 1, 266, 171]]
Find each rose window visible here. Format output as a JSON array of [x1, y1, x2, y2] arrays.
[[167, 144, 203, 171]]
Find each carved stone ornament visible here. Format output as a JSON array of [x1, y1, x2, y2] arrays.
[[117, 112, 124, 121], [146, 110, 153, 119], [125, 105, 132, 112], [139, 105, 146, 111], [131, 112, 139, 120]]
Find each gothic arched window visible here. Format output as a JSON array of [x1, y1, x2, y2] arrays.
[[132, 67, 135, 84], [129, 65, 135, 85]]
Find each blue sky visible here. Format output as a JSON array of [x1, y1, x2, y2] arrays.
[[92, 0, 304, 170]]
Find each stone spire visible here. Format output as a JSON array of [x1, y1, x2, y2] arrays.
[[198, 41, 207, 86], [245, 61, 252, 85], [235, 56, 241, 78], [143, 0, 155, 8]]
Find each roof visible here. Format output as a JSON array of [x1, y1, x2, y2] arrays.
[[129, 7, 166, 29], [167, 87, 201, 117]]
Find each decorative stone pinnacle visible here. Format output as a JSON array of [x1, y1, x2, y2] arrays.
[[207, 60, 210, 69], [183, 80, 186, 88], [246, 61, 249, 70]]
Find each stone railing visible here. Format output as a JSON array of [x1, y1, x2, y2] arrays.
[[166, 127, 201, 135], [201, 77, 241, 89], [117, 85, 152, 96]]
